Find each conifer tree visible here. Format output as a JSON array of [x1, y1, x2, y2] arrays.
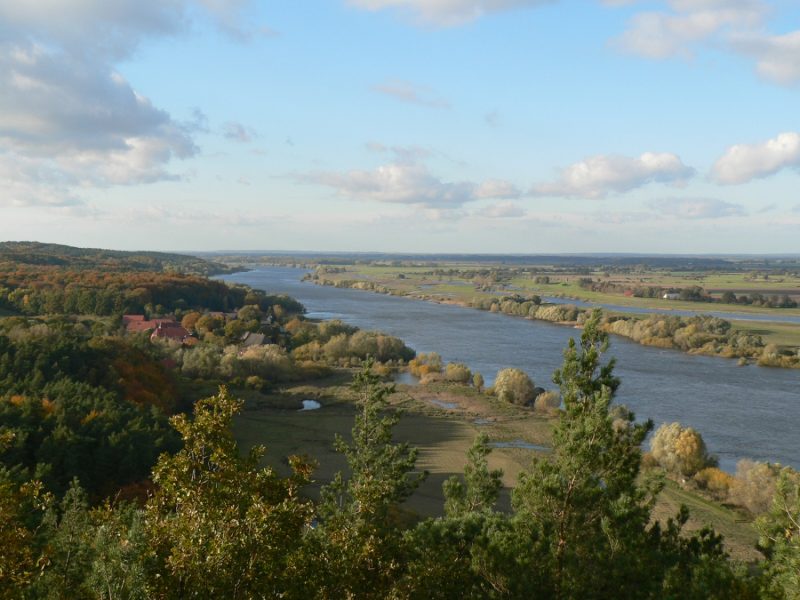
[[308, 360, 426, 598], [513, 309, 658, 599]]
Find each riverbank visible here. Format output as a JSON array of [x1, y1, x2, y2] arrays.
[[220, 267, 800, 472], [230, 374, 761, 563], [306, 273, 800, 369]]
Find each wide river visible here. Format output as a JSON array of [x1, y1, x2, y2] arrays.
[[221, 268, 799, 472]]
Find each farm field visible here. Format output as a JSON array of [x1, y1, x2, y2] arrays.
[[305, 261, 800, 351]]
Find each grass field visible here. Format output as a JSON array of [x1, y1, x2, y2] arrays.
[[311, 263, 800, 351], [231, 377, 762, 562]]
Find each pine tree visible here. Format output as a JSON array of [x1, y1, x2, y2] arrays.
[[513, 309, 658, 599], [307, 360, 426, 598]]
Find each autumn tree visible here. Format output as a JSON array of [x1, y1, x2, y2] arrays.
[[650, 422, 716, 477], [144, 387, 313, 599], [493, 367, 536, 405]]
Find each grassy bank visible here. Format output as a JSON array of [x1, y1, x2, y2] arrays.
[[308, 268, 800, 367], [232, 377, 762, 562]]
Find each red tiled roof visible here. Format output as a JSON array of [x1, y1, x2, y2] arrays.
[[127, 320, 157, 333], [127, 318, 180, 331], [150, 324, 190, 342]]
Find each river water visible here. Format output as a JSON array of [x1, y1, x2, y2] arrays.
[[221, 268, 799, 472]]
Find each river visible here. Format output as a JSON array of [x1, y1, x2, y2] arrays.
[[221, 268, 799, 472]]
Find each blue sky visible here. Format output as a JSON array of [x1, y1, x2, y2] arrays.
[[1, 0, 799, 253]]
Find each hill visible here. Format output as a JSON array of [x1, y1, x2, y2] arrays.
[[0, 241, 238, 276]]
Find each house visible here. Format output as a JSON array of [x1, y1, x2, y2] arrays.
[[663, 293, 680, 300], [150, 321, 190, 343], [124, 316, 158, 333], [240, 331, 266, 349], [124, 316, 182, 334]]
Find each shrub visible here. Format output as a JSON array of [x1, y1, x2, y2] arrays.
[[493, 368, 536, 406], [444, 362, 472, 384], [729, 459, 781, 515], [533, 390, 560, 413], [409, 353, 443, 377], [650, 422, 716, 477], [472, 372, 484, 392], [694, 467, 734, 500]]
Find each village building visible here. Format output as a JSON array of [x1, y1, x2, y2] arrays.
[[150, 321, 191, 343], [240, 331, 266, 349]]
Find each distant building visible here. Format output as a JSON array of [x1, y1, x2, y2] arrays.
[[150, 321, 190, 343], [240, 331, 266, 349], [125, 315, 190, 343], [663, 293, 680, 300], [124, 315, 158, 333]]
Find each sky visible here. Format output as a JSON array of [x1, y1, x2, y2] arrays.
[[1, 0, 799, 254]]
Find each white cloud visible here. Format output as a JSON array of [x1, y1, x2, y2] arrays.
[[366, 143, 432, 163], [348, 0, 554, 27], [298, 158, 519, 209], [373, 80, 450, 108], [222, 121, 256, 142], [711, 132, 800, 184], [730, 30, 800, 85], [609, 0, 800, 88], [613, 0, 765, 59], [475, 179, 521, 199], [0, 0, 254, 207], [650, 197, 746, 219], [532, 152, 695, 199], [477, 201, 526, 218]]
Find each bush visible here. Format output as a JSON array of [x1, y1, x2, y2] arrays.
[[493, 368, 536, 406], [533, 390, 560, 413], [472, 372, 484, 392], [650, 422, 716, 477], [444, 363, 472, 384], [409, 353, 443, 377], [694, 467, 734, 500], [729, 459, 781, 515]]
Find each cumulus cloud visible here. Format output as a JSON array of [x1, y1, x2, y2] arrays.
[[730, 30, 800, 85], [610, 0, 800, 87], [711, 132, 800, 184], [348, 0, 554, 27], [650, 197, 746, 219], [0, 0, 254, 207], [614, 1, 764, 59], [532, 152, 695, 199], [298, 158, 519, 209], [373, 80, 450, 108]]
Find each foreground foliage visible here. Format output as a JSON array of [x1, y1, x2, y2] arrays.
[[0, 314, 797, 598]]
